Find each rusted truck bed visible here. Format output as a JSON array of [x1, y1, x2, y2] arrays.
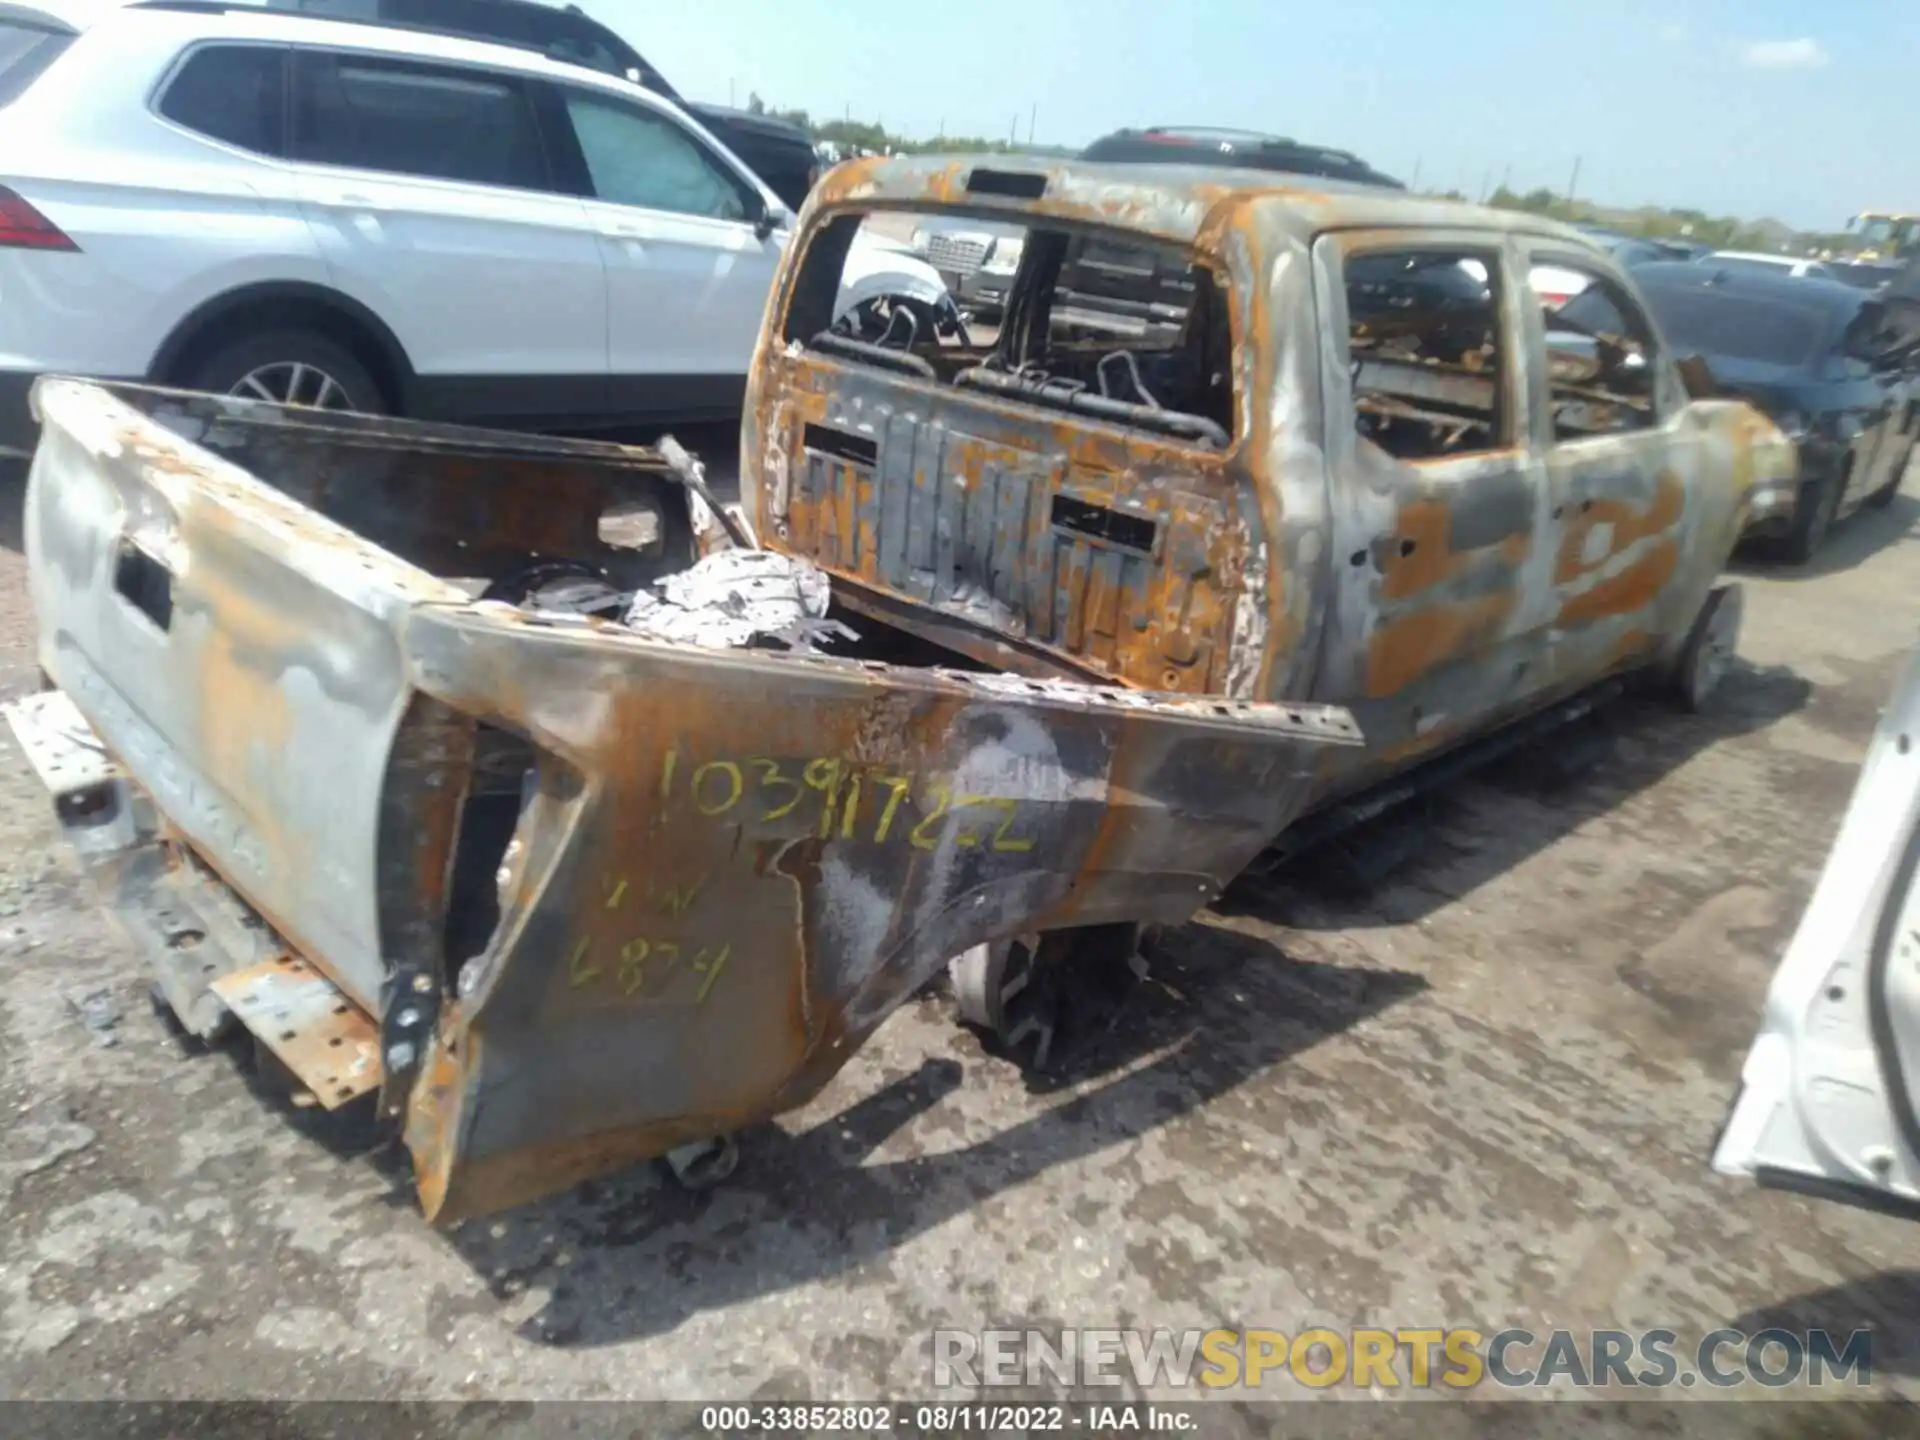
[[9, 378, 1359, 1222]]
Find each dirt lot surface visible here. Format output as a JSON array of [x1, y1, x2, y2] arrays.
[[2, 456, 1919, 1409]]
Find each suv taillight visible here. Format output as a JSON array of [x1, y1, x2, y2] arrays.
[[0, 187, 77, 251]]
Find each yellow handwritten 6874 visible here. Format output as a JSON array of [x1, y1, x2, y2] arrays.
[[657, 749, 1035, 854]]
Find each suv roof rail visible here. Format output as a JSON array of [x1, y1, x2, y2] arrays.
[[1131, 126, 1371, 168], [1141, 125, 1295, 144], [123, 0, 543, 54], [122, 0, 673, 92], [126, 1, 253, 12]]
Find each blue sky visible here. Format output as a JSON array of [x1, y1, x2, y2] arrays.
[[577, 0, 1916, 232]]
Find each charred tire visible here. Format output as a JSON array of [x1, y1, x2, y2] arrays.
[[185, 330, 385, 415], [1782, 464, 1844, 564], [662, 1134, 739, 1190], [949, 923, 1144, 1070], [1669, 582, 1742, 713], [950, 934, 1057, 1069]]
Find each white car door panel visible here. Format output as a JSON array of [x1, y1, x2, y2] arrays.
[[287, 50, 607, 411], [1715, 645, 1920, 1218], [556, 87, 782, 405], [298, 177, 607, 377], [586, 201, 773, 374]]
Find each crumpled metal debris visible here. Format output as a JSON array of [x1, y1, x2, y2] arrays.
[[620, 550, 854, 652], [482, 560, 627, 619]]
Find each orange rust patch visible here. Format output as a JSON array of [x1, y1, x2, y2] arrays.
[[1555, 475, 1684, 584], [1378, 474, 1536, 606], [1380, 499, 1461, 600], [1365, 592, 1514, 698], [770, 349, 1248, 696], [1556, 541, 1679, 629]]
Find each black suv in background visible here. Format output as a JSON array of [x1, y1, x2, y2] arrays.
[[1595, 262, 1916, 560], [260, 0, 820, 208], [1080, 126, 1406, 189]]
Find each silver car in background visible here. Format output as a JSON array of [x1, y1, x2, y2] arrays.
[[909, 215, 1026, 321]]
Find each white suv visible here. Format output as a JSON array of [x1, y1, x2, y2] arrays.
[[0, 0, 948, 459]]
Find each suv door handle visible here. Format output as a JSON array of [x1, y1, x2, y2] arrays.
[[316, 190, 385, 212]]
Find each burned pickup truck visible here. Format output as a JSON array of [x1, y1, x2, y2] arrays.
[[746, 157, 1801, 1028], [8, 377, 1360, 1222], [749, 159, 1800, 823]]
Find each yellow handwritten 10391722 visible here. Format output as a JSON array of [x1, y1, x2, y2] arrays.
[[656, 749, 1035, 853]]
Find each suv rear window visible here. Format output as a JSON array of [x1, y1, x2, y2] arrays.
[[291, 51, 548, 190], [159, 45, 287, 155], [1634, 286, 1827, 367], [0, 19, 73, 108]]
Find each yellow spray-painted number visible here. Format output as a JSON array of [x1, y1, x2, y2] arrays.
[[567, 934, 731, 1005], [603, 871, 708, 919], [656, 747, 1036, 853]]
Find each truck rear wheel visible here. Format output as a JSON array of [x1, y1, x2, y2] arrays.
[[950, 934, 1056, 1069], [949, 923, 1145, 1070]]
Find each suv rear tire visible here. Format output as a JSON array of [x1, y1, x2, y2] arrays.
[[1782, 462, 1844, 564], [1866, 437, 1912, 509], [185, 331, 385, 415]]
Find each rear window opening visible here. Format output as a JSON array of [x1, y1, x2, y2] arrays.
[[1345, 247, 1506, 461], [1540, 273, 1658, 441], [784, 210, 1237, 448]]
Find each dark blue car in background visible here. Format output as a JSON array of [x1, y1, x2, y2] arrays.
[[1563, 261, 1916, 561]]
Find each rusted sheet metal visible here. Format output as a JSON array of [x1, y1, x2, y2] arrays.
[[747, 168, 1799, 819], [20, 378, 1361, 1222], [808, 153, 1604, 254], [23, 380, 702, 1016], [211, 956, 382, 1109], [759, 371, 1251, 696], [398, 611, 1357, 1221]]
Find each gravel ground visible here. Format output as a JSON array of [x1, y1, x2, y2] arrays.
[[1, 452, 1918, 1412]]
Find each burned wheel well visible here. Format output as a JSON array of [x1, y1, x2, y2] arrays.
[[149, 284, 413, 413]]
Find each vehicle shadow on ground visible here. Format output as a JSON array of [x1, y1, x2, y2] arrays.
[[1727, 1270, 1920, 1379], [1220, 654, 1813, 933], [1731, 489, 1920, 583], [438, 931, 1426, 1347]]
